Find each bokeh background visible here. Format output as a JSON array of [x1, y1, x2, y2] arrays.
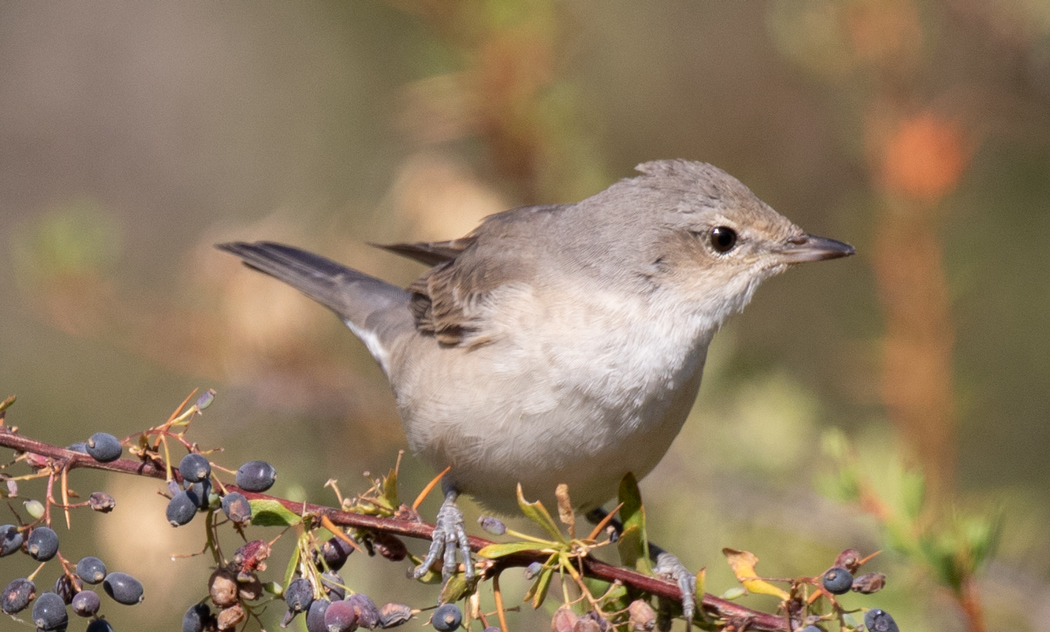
[[1, 1, 1049, 630]]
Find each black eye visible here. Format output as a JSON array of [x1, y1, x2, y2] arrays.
[[710, 226, 737, 253]]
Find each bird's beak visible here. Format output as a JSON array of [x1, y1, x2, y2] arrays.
[[775, 234, 856, 263]]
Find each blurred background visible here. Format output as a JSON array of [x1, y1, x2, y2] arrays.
[[1, 1, 1048, 630]]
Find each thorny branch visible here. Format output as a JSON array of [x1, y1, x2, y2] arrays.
[[0, 426, 787, 632]]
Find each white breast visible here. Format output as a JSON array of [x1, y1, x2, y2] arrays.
[[392, 281, 716, 514]]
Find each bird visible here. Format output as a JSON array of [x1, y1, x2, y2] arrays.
[[217, 159, 854, 619]]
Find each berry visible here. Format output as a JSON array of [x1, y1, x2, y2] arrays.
[[285, 577, 313, 613], [320, 572, 345, 600], [71, 590, 101, 617], [27, 526, 59, 561], [24, 499, 46, 519], [183, 602, 215, 632], [179, 453, 212, 483], [32, 591, 68, 631], [209, 568, 239, 608], [76, 556, 108, 584], [103, 571, 144, 605], [346, 593, 380, 629], [851, 572, 886, 594], [53, 574, 82, 604], [822, 567, 853, 595], [167, 491, 198, 527], [86, 432, 122, 462], [524, 561, 542, 580], [236, 460, 277, 492], [306, 599, 330, 632], [188, 479, 214, 509], [0, 523, 24, 556], [196, 389, 216, 410], [217, 603, 246, 629], [432, 603, 462, 632], [864, 608, 900, 632], [324, 599, 358, 632], [318, 535, 354, 571], [221, 492, 252, 523], [87, 619, 116, 632], [1, 577, 35, 614], [370, 532, 407, 561], [478, 515, 506, 535], [378, 602, 413, 628], [89, 491, 116, 513]]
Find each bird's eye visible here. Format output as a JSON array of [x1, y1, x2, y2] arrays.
[[710, 226, 737, 253]]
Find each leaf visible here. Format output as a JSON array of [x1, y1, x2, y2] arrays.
[[516, 484, 564, 542], [616, 525, 645, 571], [524, 566, 554, 609], [720, 586, 746, 600], [439, 572, 472, 604], [695, 567, 706, 601], [282, 541, 301, 594], [555, 484, 575, 539], [381, 466, 399, 510], [722, 548, 789, 600], [478, 541, 546, 559], [249, 499, 302, 527], [617, 473, 650, 573]]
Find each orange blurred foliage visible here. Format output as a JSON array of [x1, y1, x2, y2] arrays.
[[879, 112, 971, 204]]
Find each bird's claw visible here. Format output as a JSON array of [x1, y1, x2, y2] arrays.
[[654, 551, 696, 621], [412, 491, 474, 583]]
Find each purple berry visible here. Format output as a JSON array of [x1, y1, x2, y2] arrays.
[[1, 577, 35, 614], [167, 491, 198, 526], [236, 460, 277, 492], [32, 591, 68, 630], [179, 453, 212, 483], [71, 589, 100, 617], [103, 571, 144, 605], [76, 556, 108, 584], [822, 567, 853, 595], [86, 432, 122, 462], [27, 526, 59, 561], [432, 603, 462, 632], [0, 524, 23, 556], [324, 599, 358, 632]]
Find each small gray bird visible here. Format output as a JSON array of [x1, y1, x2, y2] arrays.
[[218, 160, 854, 618]]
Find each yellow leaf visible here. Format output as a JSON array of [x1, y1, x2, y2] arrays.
[[722, 548, 789, 600]]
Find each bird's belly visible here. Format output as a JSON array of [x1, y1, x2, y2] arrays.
[[396, 335, 708, 515]]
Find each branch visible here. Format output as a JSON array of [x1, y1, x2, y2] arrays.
[[0, 427, 786, 631]]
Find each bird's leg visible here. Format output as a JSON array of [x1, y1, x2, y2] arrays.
[[585, 508, 697, 622], [413, 483, 475, 583]]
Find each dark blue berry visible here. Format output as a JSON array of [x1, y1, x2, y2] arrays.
[[188, 479, 213, 510], [27, 526, 59, 561], [179, 453, 211, 483], [221, 492, 251, 523], [87, 619, 116, 632], [167, 491, 198, 526], [320, 572, 344, 600], [432, 603, 462, 632], [1, 577, 35, 614], [53, 574, 82, 603], [236, 460, 277, 492], [305, 598, 330, 632], [103, 571, 144, 605], [183, 602, 214, 632], [318, 535, 354, 571], [0, 523, 23, 556], [324, 599, 357, 632], [89, 491, 116, 512], [86, 432, 122, 462], [285, 577, 313, 613], [76, 556, 108, 584], [478, 516, 506, 535], [822, 567, 853, 595], [32, 591, 68, 631], [864, 608, 900, 632], [71, 589, 100, 617]]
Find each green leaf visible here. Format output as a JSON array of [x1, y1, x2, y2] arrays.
[[249, 499, 302, 527], [525, 566, 554, 609], [439, 572, 472, 603], [381, 466, 399, 510], [720, 586, 746, 600], [617, 473, 651, 573], [478, 541, 546, 559], [282, 541, 301, 594], [516, 485, 564, 542]]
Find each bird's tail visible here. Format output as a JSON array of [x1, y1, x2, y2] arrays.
[[216, 241, 413, 372]]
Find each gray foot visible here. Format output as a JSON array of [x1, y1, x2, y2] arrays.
[[653, 551, 696, 621], [412, 488, 474, 582]]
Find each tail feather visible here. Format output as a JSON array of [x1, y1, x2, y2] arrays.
[[216, 241, 413, 371]]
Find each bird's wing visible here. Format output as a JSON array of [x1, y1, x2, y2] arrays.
[[401, 204, 566, 347], [370, 237, 476, 267]]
